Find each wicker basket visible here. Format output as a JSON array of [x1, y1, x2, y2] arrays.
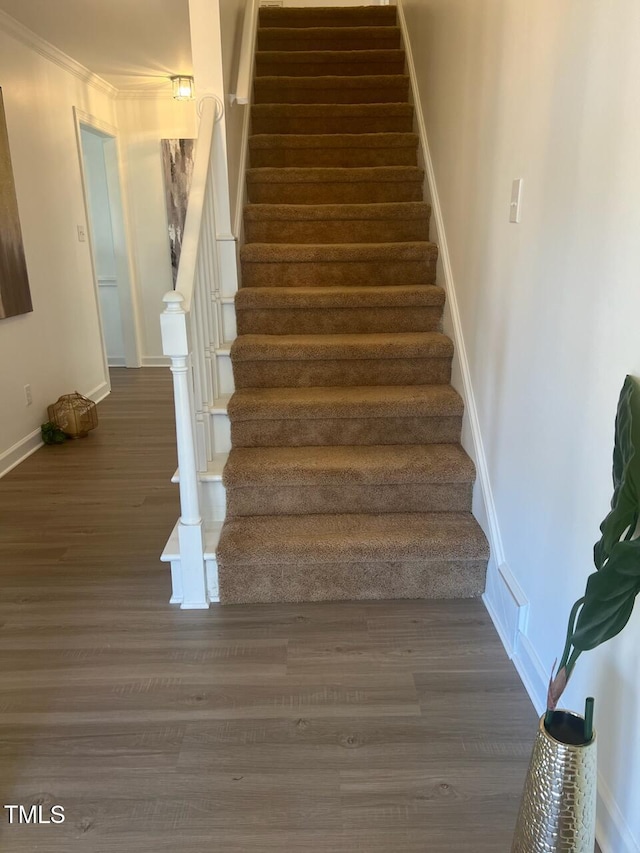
[[47, 392, 98, 439]]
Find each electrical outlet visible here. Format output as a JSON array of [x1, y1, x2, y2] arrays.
[[77, 225, 87, 242], [24, 384, 32, 406]]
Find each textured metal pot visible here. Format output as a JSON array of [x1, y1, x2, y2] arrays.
[[512, 710, 597, 853]]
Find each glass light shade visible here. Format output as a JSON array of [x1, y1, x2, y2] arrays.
[[171, 75, 194, 100]]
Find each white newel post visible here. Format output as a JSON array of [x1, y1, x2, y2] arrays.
[[161, 291, 209, 609]]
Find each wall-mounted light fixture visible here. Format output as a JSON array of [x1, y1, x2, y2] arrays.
[[171, 75, 195, 101]]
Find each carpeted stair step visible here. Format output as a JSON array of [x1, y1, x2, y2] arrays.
[[246, 166, 425, 205], [259, 6, 397, 29], [240, 241, 438, 288], [217, 511, 489, 603], [228, 384, 463, 447], [250, 104, 414, 135], [254, 74, 409, 105], [235, 284, 445, 335], [249, 132, 418, 168], [231, 331, 453, 388], [257, 25, 402, 53], [255, 49, 405, 78], [212, 6, 490, 605], [244, 202, 430, 244], [223, 444, 475, 517]]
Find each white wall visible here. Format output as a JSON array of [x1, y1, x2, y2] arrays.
[[116, 97, 197, 363], [401, 1, 640, 850], [0, 26, 115, 474]]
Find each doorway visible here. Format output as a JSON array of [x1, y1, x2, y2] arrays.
[[75, 110, 141, 369]]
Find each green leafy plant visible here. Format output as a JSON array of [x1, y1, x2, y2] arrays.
[[546, 376, 640, 722], [41, 421, 67, 445]]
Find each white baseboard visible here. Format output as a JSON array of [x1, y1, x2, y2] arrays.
[[87, 380, 111, 403], [597, 776, 640, 853], [141, 356, 170, 367], [511, 631, 548, 714], [108, 357, 127, 367], [482, 559, 529, 659], [0, 428, 43, 479]]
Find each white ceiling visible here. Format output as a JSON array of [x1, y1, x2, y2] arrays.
[[0, 0, 192, 93]]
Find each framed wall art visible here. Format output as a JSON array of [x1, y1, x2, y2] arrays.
[[161, 138, 195, 287], [0, 87, 32, 320]]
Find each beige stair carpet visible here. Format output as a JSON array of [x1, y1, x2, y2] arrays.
[[217, 4, 489, 604]]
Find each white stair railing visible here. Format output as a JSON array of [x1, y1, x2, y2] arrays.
[[160, 95, 225, 609]]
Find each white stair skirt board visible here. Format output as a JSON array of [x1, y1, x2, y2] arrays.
[[172, 452, 228, 522], [161, 520, 223, 604], [212, 395, 232, 453], [215, 347, 234, 396], [221, 299, 237, 341]]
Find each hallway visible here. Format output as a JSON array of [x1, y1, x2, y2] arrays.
[[0, 369, 536, 851]]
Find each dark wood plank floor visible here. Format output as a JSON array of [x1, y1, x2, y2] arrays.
[[0, 368, 539, 851]]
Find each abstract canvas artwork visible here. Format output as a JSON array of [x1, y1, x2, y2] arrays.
[[0, 87, 32, 320], [161, 138, 195, 287]]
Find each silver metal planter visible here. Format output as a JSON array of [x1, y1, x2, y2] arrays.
[[512, 710, 597, 853]]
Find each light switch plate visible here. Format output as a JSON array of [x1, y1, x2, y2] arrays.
[[510, 179, 523, 224]]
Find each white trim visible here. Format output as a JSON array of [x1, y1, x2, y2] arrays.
[[512, 632, 548, 715], [0, 428, 43, 479], [74, 109, 119, 138], [161, 520, 222, 604], [87, 380, 111, 404], [483, 590, 513, 656], [597, 777, 640, 853], [0, 10, 117, 98], [141, 356, 171, 367], [482, 559, 530, 659]]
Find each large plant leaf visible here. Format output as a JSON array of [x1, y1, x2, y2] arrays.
[[594, 376, 640, 569], [572, 538, 640, 651]]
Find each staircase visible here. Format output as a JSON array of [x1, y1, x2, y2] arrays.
[[215, 4, 489, 604]]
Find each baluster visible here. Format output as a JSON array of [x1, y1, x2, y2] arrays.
[[161, 292, 209, 609]]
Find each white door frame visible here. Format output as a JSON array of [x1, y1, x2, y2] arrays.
[[73, 107, 142, 369]]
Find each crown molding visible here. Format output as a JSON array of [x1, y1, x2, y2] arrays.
[[0, 9, 118, 98]]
